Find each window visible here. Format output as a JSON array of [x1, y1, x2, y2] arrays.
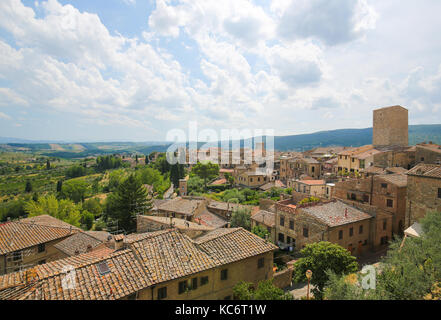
[[257, 258, 264, 269], [352, 158, 355, 162], [383, 219, 387, 230], [178, 281, 188, 294], [312, 166, 315, 172], [339, 230, 343, 240], [349, 227, 354, 237], [287, 236, 292, 244], [387, 199, 393, 208], [303, 228, 309, 238], [158, 287, 167, 300], [381, 183, 387, 188], [351, 193, 356, 201], [363, 194, 369, 203], [280, 216, 285, 227], [359, 225, 363, 234], [12, 251, 22, 262], [278, 233, 284, 243], [420, 157, 424, 162], [438, 188, 441, 199], [38, 243, 45, 253], [201, 276, 209, 286], [221, 269, 228, 281], [191, 277, 198, 290], [289, 220, 294, 230]]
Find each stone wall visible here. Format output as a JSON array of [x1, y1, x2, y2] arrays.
[[273, 267, 293, 289], [406, 175, 441, 227]]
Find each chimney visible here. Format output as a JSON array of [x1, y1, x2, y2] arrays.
[[113, 234, 125, 251], [86, 244, 93, 253], [345, 208, 348, 218]]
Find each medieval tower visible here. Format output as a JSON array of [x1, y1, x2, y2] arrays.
[[373, 105, 408, 148]]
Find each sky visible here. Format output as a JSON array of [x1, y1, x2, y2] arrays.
[[0, 0, 441, 142]]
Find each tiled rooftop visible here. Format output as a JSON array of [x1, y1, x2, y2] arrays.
[[0, 228, 276, 300], [407, 164, 441, 178], [156, 197, 205, 216], [0, 221, 76, 255], [301, 201, 372, 227], [298, 180, 326, 186], [195, 228, 277, 265], [377, 174, 408, 187], [251, 210, 275, 228], [54, 232, 103, 256]]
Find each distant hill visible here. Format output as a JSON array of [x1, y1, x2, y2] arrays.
[[1, 124, 440, 155], [272, 124, 441, 151]]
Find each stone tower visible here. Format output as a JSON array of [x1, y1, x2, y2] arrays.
[[179, 178, 187, 196], [373, 105, 408, 148]]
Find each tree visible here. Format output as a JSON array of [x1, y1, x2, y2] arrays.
[[24, 195, 81, 227], [80, 210, 94, 230], [25, 180, 33, 193], [106, 174, 152, 233], [293, 241, 358, 299], [135, 154, 139, 164], [252, 225, 270, 240], [65, 165, 87, 178], [144, 155, 149, 165], [60, 179, 89, 203], [233, 280, 293, 300], [170, 163, 185, 188], [32, 192, 39, 202], [82, 198, 103, 218], [56, 180, 63, 193], [224, 172, 234, 186], [191, 161, 219, 190], [230, 207, 251, 230], [46, 159, 51, 170]]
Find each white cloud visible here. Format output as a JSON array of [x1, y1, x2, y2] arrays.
[[0, 112, 11, 120], [277, 0, 377, 45]]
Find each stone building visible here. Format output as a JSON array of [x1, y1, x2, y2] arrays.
[[373, 105, 408, 148], [288, 179, 327, 198], [280, 157, 321, 182], [0, 215, 80, 275], [274, 200, 374, 255], [415, 143, 441, 165], [250, 210, 276, 243], [333, 174, 407, 235], [0, 228, 277, 300], [405, 164, 441, 227]]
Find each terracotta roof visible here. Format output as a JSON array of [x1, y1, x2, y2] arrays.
[[19, 215, 81, 231], [297, 180, 326, 186], [377, 174, 408, 187], [338, 145, 373, 156], [207, 201, 250, 212], [0, 228, 277, 300], [210, 178, 227, 185], [406, 164, 441, 178], [137, 215, 214, 231], [195, 228, 277, 265], [416, 143, 441, 154], [251, 210, 275, 228], [385, 167, 408, 174], [364, 166, 386, 175], [194, 211, 228, 228], [301, 201, 372, 227], [85, 231, 112, 243], [129, 230, 217, 285], [54, 232, 103, 256], [0, 221, 75, 255], [156, 197, 205, 216]]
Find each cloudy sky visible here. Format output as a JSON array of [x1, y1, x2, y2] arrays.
[[0, 0, 440, 142]]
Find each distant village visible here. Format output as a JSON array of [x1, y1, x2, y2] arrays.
[[1, 105, 440, 300]]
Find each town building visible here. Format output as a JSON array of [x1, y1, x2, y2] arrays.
[[415, 142, 441, 165], [0, 228, 277, 300], [0, 215, 80, 275], [250, 210, 276, 243], [405, 164, 441, 227], [288, 179, 327, 198], [334, 174, 407, 235]]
